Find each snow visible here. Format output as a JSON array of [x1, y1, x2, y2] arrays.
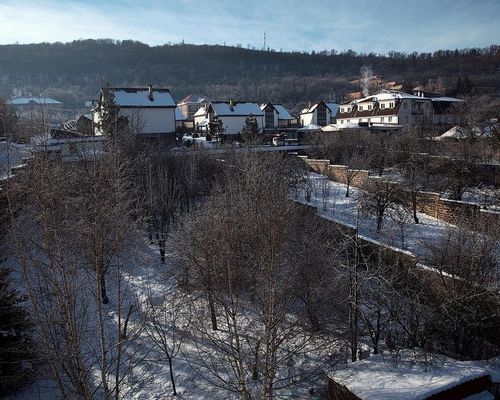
[[175, 107, 186, 121], [0, 141, 30, 180], [297, 124, 321, 131], [274, 104, 293, 120], [112, 88, 176, 107], [8, 96, 62, 105], [329, 351, 490, 400], [325, 102, 339, 115], [212, 101, 264, 116], [193, 106, 206, 117], [431, 96, 465, 102], [298, 172, 500, 270]]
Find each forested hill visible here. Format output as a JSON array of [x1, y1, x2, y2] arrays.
[[0, 39, 499, 110]]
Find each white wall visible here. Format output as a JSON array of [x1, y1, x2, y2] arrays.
[[120, 107, 175, 134], [93, 107, 176, 135], [300, 112, 315, 126], [220, 115, 264, 134]]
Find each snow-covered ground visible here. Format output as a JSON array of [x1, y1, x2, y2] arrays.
[[0, 141, 29, 180], [298, 172, 500, 270], [6, 234, 342, 399]]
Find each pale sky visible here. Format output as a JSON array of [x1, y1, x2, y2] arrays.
[[0, 0, 498, 53]]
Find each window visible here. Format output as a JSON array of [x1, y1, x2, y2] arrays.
[[359, 106, 363, 111], [341, 108, 344, 113], [403, 102, 407, 108], [389, 102, 394, 108], [265, 111, 274, 128], [405, 116, 409, 122], [381, 117, 385, 122], [368, 105, 372, 110], [347, 119, 350, 123], [368, 118, 371, 123], [317, 106, 327, 126], [380, 103, 385, 109], [388, 116, 392, 122], [340, 120, 344, 124]]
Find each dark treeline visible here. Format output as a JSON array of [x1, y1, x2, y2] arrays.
[[0, 39, 499, 110]]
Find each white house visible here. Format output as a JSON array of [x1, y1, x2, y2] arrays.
[[300, 101, 338, 127], [194, 100, 264, 134], [93, 86, 176, 136], [336, 89, 463, 128], [260, 103, 294, 129]]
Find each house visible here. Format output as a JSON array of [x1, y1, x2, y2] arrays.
[[328, 352, 494, 400], [175, 107, 186, 130], [260, 103, 294, 129], [300, 101, 338, 127], [8, 96, 63, 113], [93, 86, 176, 136], [336, 89, 464, 128], [177, 94, 210, 121], [193, 100, 264, 135]]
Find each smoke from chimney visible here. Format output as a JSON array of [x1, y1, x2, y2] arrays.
[[360, 65, 373, 97]]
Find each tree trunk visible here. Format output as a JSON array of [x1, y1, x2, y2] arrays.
[[168, 357, 177, 396], [346, 182, 350, 197], [208, 290, 217, 331], [100, 271, 109, 304], [376, 213, 383, 232], [412, 193, 419, 224]]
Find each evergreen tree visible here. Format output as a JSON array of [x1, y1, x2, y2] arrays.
[[241, 114, 260, 144], [98, 85, 128, 136], [0, 267, 34, 395]]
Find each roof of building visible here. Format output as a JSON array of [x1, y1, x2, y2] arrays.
[[211, 101, 264, 116], [178, 93, 210, 105], [329, 351, 489, 400], [175, 106, 186, 121], [261, 103, 294, 120], [103, 87, 176, 108], [325, 102, 339, 115], [8, 96, 62, 105], [193, 106, 206, 117]]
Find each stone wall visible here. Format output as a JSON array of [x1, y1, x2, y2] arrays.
[[299, 155, 500, 233]]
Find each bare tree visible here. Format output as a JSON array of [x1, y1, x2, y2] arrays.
[[141, 289, 191, 396]]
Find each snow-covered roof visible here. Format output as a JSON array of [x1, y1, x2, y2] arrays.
[[325, 102, 339, 115], [274, 104, 293, 120], [8, 96, 62, 105], [175, 107, 186, 121], [194, 106, 206, 117], [329, 352, 489, 400], [178, 93, 210, 105], [106, 88, 176, 108], [297, 124, 321, 131], [212, 101, 263, 116], [434, 125, 493, 140], [431, 96, 465, 102]]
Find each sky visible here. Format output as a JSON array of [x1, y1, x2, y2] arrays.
[[0, 0, 499, 54]]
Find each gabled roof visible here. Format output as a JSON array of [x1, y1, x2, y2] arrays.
[[8, 96, 62, 105], [103, 87, 176, 108], [211, 101, 264, 117], [194, 106, 206, 117], [325, 102, 339, 115], [260, 103, 293, 120], [178, 93, 210, 105], [274, 104, 293, 120]]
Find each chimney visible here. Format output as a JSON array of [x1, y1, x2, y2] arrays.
[[229, 99, 234, 110], [148, 84, 154, 101]]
